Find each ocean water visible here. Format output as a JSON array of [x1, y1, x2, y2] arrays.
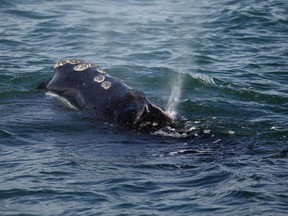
[[0, 0, 287, 215]]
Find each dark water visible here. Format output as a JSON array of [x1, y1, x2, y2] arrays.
[[1, 0, 288, 215]]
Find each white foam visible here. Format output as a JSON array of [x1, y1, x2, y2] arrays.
[[45, 92, 78, 110], [191, 73, 215, 85]]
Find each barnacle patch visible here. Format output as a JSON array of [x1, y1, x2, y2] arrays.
[[101, 81, 111, 89], [74, 63, 95, 72], [94, 75, 105, 83], [97, 68, 106, 74], [54, 59, 85, 69]]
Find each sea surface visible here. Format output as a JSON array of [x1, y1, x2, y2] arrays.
[[0, 0, 287, 215]]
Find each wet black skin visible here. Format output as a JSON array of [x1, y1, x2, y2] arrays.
[[38, 60, 173, 130]]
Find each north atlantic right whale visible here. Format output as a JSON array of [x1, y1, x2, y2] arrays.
[[38, 59, 173, 131]]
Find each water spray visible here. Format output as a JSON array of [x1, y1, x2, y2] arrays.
[[165, 72, 184, 119]]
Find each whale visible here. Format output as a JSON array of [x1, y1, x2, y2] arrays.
[[38, 59, 173, 130]]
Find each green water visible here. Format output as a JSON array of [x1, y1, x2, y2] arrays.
[[0, 0, 287, 215]]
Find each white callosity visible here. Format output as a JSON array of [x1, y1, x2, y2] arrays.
[[54, 59, 111, 90], [94, 75, 105, 83], [74, 63, 96, 72], [54, 59, 86, 69], [94, 72, 111, 90], [101, 81, 112, 90], [97, 68, 106, 74]]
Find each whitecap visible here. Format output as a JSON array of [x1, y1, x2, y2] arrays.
[[190, 73, 216, 85]]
